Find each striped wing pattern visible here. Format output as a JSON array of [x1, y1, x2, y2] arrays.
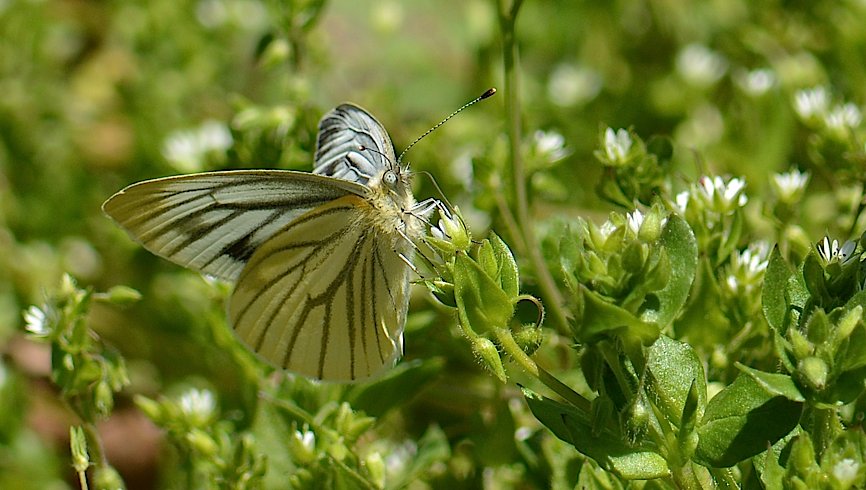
[[314, 104, 396, 185], [102, 170, 365, 282], [229, 195, 411, 381]]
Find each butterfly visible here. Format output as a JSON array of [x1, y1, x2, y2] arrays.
[[103, 104, 432, 381]]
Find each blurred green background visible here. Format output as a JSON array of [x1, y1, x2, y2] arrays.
[[2, 0, 866, 488]]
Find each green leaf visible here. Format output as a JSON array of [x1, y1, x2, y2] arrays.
[[454, 253, 515, 334], [575, 286, 660, 344], [695, 367, 803, 467], [524, 390, 669, 480], [344, 358, 445, 418], [489, 232, 520, 298], [762, 246, 792, 332], [645, 335, 707, 426], [802, 252, 829, 305], [672, 257, 731, 346], [640, 214, 697, 327]]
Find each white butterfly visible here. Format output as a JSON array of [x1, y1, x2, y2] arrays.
[[103, 104, 432, 381]]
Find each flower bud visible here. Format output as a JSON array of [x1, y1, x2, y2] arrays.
[[799, 356, 829, 391], [472, 337, 506, 383]]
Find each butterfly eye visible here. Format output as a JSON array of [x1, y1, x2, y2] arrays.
[[383, 170, 398, 186]]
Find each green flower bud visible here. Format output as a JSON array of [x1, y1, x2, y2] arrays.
[[789, 329, 814, 360], [799, 356, 829, 391], [69, 426, 90, 474], [95, 380, 115, 417], [104, 286, 142, 306], [472, 337, 506, 382], [365, 452, 386, 488], [837, 306, 862, 342], [134, 395, 163, 423], [513, 324, 543, 356], [185, 428, 218, 457], [92, 465, 126, 490]]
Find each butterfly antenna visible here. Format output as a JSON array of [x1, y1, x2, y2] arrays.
[[397, 88, 496, 166]]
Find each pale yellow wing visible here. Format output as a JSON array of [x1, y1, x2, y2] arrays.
[[228, 195, 412, 381], [102, 170, 367, 282]]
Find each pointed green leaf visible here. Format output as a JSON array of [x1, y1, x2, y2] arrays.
[[646, 335, 707, 426], [640, 214, 697, 327], [454, 253, 515, 334], [575, 286, 659, 344], [762, 246, 792, 332], [695, 367, 803, 467], [489, 233, 520, 298]]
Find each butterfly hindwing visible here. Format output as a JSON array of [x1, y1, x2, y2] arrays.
[[229, 195, 410, 381], [314, 104, 396, 185], [102, 170, 367, 282]]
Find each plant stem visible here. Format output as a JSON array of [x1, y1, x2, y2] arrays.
[[494, 327, 591, 412], [497, 0, 570, 336]]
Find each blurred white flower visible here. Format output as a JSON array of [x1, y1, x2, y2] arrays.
[[196, 0, 267, 30], [179, 388, 216, 423], [598, 220, 618, 240], [724, 242, 770, 294], [833, 458, 859, 486], [771, 169, 810, 203], [696, 176, 748, 212], [734, 68, 776, 97], [676, 44, 728, 87], [547, 63, 602, 107], [23, 305, 49, 336], [532, 130, 569, 163], [824, 103, 862, 134], [163, 120, 232, 173], [603, 128, 632, 165], [794, 87, 829, 121], [626, 209, 644, 236], [674, 191, 690, 214]]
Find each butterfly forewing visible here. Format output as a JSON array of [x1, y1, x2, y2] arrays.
[[104, 103, 418, 382], [314, 104, 396, 185], [102, 170, 366, 282], [229, 195, 410, 381]]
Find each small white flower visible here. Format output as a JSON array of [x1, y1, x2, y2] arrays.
[[794, 87, 829, 121], [832, 458, 859, 486], [384, 440, 417, 476], [676, 44, 728, 87], [547, 63, 602, 107], [603, 128, 632, 165], [724, 242, 771, 295], [178, 388, 216, 423], [626, 209, 644, 236], [735, 68, 776, 96], [771, 169, 810, 202], [162, 120, 232, 173], [23, 305, 49, 336], [533, 130, 569, 163], [824, 103, 862, 134], [598, 220, 618, 240], [697, 176, 748, 212], [674, 191, 690, 214], [295, 428, 315, 452], [816, 237, 858, 266]]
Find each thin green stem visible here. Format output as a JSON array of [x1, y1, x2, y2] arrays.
[[497, 0, 570, 336], [494, 327, 591, 412]]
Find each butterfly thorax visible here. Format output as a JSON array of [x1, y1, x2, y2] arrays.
[[362, 168, 422, 246]]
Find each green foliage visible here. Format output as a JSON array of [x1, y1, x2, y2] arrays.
[[5, 0, 866, 489]]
